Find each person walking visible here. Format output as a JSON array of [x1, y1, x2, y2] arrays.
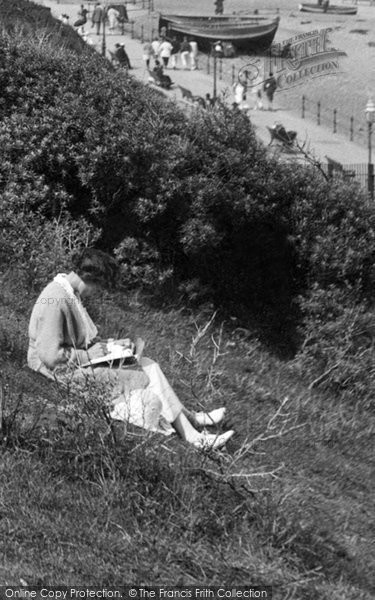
[[107, 6, 120, 32], [158, 38, 173, 68], [151, 37, 161, 62], [180, 36, 191, 70], [170, 36, 179, 69], [91, 2, 104, 36], [142, 41, 154, 70], [205, 93, 214, 108], [263, 72, 277, 111], [78, 4, 88, 19], [189, 39, 199, 70], [214, 0, 224, 15], [233, 78, 249, 112], [27, 249, 234, 450], [253, 85, 263, 110], [74, 5, 88, 28]]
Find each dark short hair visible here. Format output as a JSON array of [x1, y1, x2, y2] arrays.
[[74, 248, 118, 287]]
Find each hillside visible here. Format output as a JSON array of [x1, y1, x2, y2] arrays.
[[0, 2, 374, 597]]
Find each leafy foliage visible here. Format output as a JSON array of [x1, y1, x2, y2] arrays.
[[1, 12, 375, 355]]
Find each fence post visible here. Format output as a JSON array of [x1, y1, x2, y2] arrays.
[[327, 161, 334, 178], [207, 54, 210, 75], [141, 24, 144, 43], [333, 108, 337, 133], [130, 20, 135, 39], [219, 57, 223, 80], [231, 64, 235, 85], [302, 95, 305, 118], [350, 116, 354, 141], [369, 163, 374, 202], [317, 101, 321, 126]]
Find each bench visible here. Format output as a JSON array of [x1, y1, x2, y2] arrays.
[[147, 69, 173, 90], [267, 125, 298, 151]]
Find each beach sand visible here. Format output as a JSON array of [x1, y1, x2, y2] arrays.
[[151, 0, 375, 145]]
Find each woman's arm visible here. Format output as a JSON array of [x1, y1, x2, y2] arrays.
[[35, 301, 107, 369], [36, 302, 70, 370]]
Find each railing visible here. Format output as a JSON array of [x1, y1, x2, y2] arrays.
[[323, 160, 374, 200], [301, 95, 367, 145]]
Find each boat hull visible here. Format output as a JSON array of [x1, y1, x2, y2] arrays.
[[299, 3, 357, 14], [161, 14, 273, 25], [159, 14, 280, 53]]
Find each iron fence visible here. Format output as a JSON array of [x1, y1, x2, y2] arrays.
[[302, 96, 367, 146], [323, 161, 374, 199]]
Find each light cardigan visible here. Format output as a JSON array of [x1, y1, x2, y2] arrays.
[[53, 273, 97, 346], [28, 276, 98, 377]]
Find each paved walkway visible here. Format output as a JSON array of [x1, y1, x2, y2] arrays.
[[44, 0, 370, 166]]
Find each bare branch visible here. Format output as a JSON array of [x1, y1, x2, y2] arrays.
[[189, 311, 217, 358]]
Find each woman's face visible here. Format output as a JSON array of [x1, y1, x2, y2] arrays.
[[80, 280, 101, 298]]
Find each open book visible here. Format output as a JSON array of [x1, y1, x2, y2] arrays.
[[81, 337, 145, 368]]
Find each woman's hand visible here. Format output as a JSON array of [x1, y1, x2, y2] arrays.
[[87, 342, 108, 360]]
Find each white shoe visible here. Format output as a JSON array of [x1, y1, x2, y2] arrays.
[[195, 407, 226, 426], [192, 429, 234, 451]]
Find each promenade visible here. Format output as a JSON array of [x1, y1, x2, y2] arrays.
[[43, 0, 371, 168]]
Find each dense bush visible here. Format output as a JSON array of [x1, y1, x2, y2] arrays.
[[0, 30, 300, 344], [0, 0, 86, 53], [1, 16, 375, 361]]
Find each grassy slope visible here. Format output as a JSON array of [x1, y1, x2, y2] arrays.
[[1, 281, 374, 597], [0, 1, 374, 597]]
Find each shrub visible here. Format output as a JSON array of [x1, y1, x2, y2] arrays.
[[290, 177, 375, 298], [295, 284, 375, 409], [1, 11, 375, 363], [0, 0, 86, 53]]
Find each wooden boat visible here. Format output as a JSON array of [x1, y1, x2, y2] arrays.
[[158, 13, 280, 52], [299, 3, 358, 15], [161, 14, 273, 25]]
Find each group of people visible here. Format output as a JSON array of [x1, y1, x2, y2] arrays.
[[232, 73, 278, 112], [28, 249, 234, 451], [70, 3, 129, 36], [63, 4, 278, 112], [143, 36, 199, 72]]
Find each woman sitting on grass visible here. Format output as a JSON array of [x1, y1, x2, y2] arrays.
[[27, 249, 234, 450]]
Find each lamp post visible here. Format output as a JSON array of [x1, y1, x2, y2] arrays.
[[365, 98, 375, 202], [101, 2, 107, 57], [212, 41, 223, 100]]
